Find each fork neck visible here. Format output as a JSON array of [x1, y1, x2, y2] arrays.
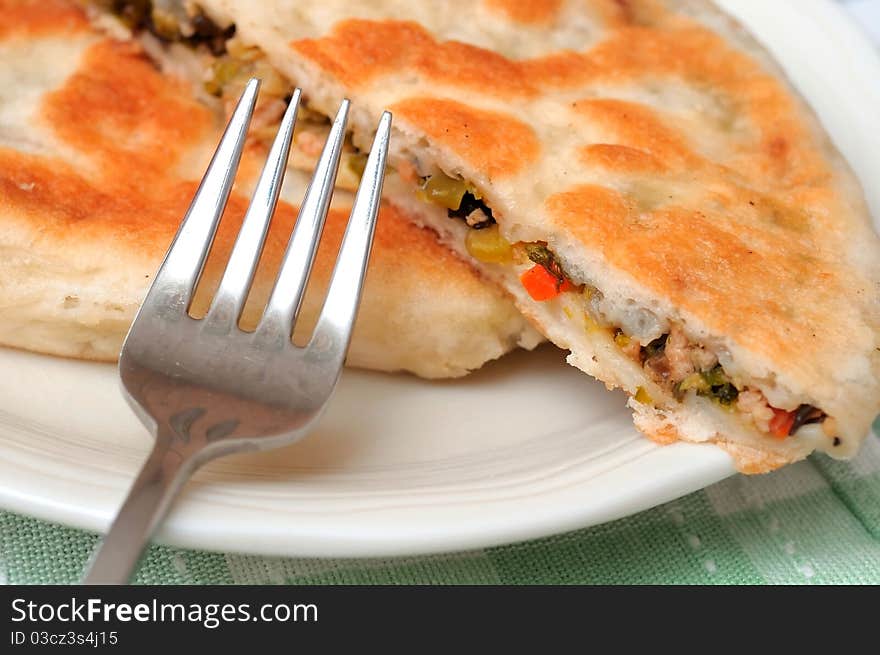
[[82, 430, 200, 584]]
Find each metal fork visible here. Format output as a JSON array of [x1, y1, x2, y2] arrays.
[[82, 79, 391, 584]]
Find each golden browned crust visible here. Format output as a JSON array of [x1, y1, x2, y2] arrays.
[[544, 182, 865, 391], [715, 442, 794, 476], [0, 0, 87, 39], [483, 0, 564, 24], [288, 10, 833, 186], [391, 98, 540, 179], [5, 38, 215, 260], [637, 418, 794, 475], [291, 19, 533, 97], [574, 99, 698, 172]]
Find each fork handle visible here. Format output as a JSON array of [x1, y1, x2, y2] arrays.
[[82, 436, 195, 584]]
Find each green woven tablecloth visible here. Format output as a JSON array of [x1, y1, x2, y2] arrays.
[[2, 418, 878, 585]]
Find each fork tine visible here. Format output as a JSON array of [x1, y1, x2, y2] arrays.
[[254, 99, 350, 342], [143, 79, 259, 317], [309, 111, 391, 358], [203, 89, 302, 332]]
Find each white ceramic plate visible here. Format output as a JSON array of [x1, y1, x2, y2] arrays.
[[0, 0, 878, 557]]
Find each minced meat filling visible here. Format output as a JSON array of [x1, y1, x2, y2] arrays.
[[624, 324, 829, 439]]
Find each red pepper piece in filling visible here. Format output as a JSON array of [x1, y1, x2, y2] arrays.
[[769, 408, 796, 439], [521, 264, 575, 301]]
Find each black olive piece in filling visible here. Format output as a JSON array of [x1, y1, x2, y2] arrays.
[[187, 15, 236, 56], [448, 192, 496, 229], [788, 404, 826, 436], [107, 0, 151, 30]]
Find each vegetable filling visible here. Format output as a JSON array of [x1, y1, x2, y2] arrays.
[[96, 1, 377, 191], [417, 174, 839, 447], [97, 0, 235, 55]]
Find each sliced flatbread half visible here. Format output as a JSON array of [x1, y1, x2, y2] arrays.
[[0, 0, 541, 379]]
